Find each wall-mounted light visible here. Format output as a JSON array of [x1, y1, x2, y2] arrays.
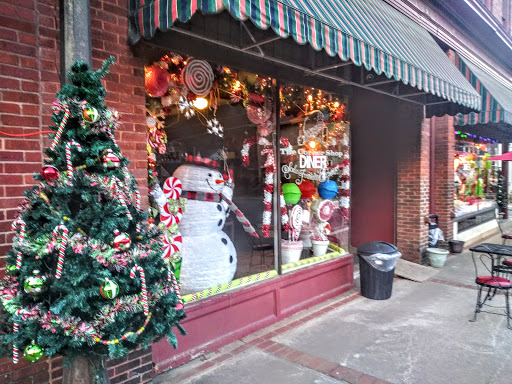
[[193, 97, 208, 110], [308, 140, 317, 150]]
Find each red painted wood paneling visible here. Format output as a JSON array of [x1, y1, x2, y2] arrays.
[[152, 255, 353, 372]]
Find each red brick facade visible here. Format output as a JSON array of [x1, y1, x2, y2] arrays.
[[0, 0, 150, 382], [395, 106, 431, 263]]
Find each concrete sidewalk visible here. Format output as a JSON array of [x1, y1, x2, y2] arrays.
[[154, 234, 512, 384]]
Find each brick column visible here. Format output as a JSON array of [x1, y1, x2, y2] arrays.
[[395, 106, 431, 263], [433, 115, 455, 240]]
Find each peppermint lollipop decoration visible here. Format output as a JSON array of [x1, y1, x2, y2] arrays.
[[181, 59, 214, 97], [163, 177, 182, 200], [289, 205, 303, 242]]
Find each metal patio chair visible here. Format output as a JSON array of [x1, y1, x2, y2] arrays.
[[496, 212, 512, 245], [470, 247, 512, 329]]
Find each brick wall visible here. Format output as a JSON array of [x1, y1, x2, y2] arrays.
[[433, 115, 455, 241], [0, 0, 151, 382], [395, 105, 430, 263]]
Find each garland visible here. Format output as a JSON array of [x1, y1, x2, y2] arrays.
[[241, 136, 292, 237]]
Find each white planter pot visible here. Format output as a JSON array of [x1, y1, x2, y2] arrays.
[[311, 239, 330, 256], [426, 247, 449, 268], [281, 240, 303, 264]]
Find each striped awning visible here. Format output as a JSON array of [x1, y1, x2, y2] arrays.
[[129, 0, 481, 111], [454, 53, 512, 126]]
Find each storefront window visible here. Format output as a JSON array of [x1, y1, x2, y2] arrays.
[[144, 53, 350, 299], [454, 132, 501, 220], [279, 84, 350, 266]]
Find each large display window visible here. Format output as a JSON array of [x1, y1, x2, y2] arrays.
[[144, 53, 350, 300], [454, 132, 500, 229]]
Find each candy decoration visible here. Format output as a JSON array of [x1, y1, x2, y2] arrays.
[[163, 231, 183, 258], [181, 59, 214, 97], [298, 180, 316, 200], [50, 105, 70, 151], [318, 180, 338, 199], [290, 205, 303, 242], [282, 183, 301, 205], [168, 270, 184, 309], [163, 177, 182, 200], [100, 278, 120, 299], [24, 270, 47, 295], [160, 206, 183, 227], [65, 140, 82, 186], [23, 342, 44, 363], [135, 189, 142, 232], [103, 149, 121, 168], [220, 193, 259, 238], [53, 224, 69, 279], [130, 265, 148, 316], [41, 165, 60, 182], [111, 176, 133, 220], [13, 323, 18, 363], [113, 232, 131, 251], [12, 219, 26, 270], [83, 107, 100, 124], [317, 200, 335, 222]]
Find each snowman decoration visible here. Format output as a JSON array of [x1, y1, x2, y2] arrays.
[[172, 158, 237, 294]]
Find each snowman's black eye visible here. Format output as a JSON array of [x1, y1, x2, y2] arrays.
[[208, 173, 212, 177]]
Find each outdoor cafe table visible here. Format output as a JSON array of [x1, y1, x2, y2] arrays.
[[469, 243, 512, 274]]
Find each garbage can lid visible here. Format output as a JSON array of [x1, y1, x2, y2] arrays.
[[357, 241, 399, 257]]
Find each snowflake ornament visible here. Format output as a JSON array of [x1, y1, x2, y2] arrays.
[[206, 118, 224, 138], [178, 96, 195, 119]]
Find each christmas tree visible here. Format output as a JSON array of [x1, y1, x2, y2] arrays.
[[0, 58, 186, 374]]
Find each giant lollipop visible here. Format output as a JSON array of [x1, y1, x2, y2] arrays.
[[289, 205, 303, 241]]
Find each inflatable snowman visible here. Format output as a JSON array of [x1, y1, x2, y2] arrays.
[[173, 162, 236, 294]]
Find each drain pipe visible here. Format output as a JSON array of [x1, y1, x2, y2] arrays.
[[60, 0, 92, 85]]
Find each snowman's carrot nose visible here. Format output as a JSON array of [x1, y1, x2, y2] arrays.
[[215, 179, 226, 184]]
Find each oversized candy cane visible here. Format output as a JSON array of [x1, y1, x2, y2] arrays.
[[50, 104, 70, 151], [220, 194, 259, 238], [130, 265, 148, 316], [65, 141, 82, 186], [13, 322, 18, 363], [11, 219, 25, 270], [53, 224, 69, 279]]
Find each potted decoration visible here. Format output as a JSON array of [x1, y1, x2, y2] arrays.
[[310, 199, 335, 256], [281, 205, 304, 264]]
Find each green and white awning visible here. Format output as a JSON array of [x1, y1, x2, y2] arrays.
[[129, 0, 481, 111], [454, 53, 512, 126]]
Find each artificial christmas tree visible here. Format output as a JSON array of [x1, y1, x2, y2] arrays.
[[0, 58, 186, 382]]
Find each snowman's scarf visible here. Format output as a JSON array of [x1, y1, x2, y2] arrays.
[[220, 194, 259, 238], [182, 190, 259, 238]]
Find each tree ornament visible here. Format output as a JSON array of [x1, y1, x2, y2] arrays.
[[24, 270, 47, 295], [181, 59, 214, 97], [145, 65, 170, 97], [282, 183, 301, 205], [83, 107, 100, 124], [318, 180, 338, 199], [24, 342, 44, 363], [113, 232, 131, 251], [6, 265, 18, 276], [298, 180, 316, 200], [100, 278, 119, 299], [40, 165, 60, 182], [102, 149, 120, 168]]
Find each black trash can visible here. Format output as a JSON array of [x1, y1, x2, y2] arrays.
[[357, 241, 402, 300]]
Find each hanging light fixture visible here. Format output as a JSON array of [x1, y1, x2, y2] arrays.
[[193, 97, 208, 110]]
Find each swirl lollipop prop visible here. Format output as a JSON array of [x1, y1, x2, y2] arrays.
[[182, 59, 214, 97], [289, 205, 303, 242]]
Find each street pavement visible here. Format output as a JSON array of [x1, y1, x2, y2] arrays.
[[154, 231, 512, 384]]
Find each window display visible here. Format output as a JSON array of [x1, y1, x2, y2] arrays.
[[145, 53, 350, 299], [454, 132, 500, 218]]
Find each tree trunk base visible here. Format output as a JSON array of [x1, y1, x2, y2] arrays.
[[62, 356, 110, 384]]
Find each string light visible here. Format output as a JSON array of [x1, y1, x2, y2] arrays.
[[454, 130, 498, 143], [193, 97, 208, 110]]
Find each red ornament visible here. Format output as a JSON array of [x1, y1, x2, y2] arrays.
[[298, 180, 316, 200], [145, 66, 170, 97], [41, 165, 60, 181]]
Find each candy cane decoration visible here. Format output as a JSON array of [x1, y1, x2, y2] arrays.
[[11, 219, 26, 270], [13, 322, 18, 363], [112, 176, 132, 220], [169, 270, 184, 310], [220, 193, 259, 238], [53, 224, 69, 279], [241, 136, 292, 237], [65, 141, 82, 186], [130, 265, 148, 316], [50, 104, 70, 151], [162, 231, 183, 258], [135, 189, 141, 232]]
